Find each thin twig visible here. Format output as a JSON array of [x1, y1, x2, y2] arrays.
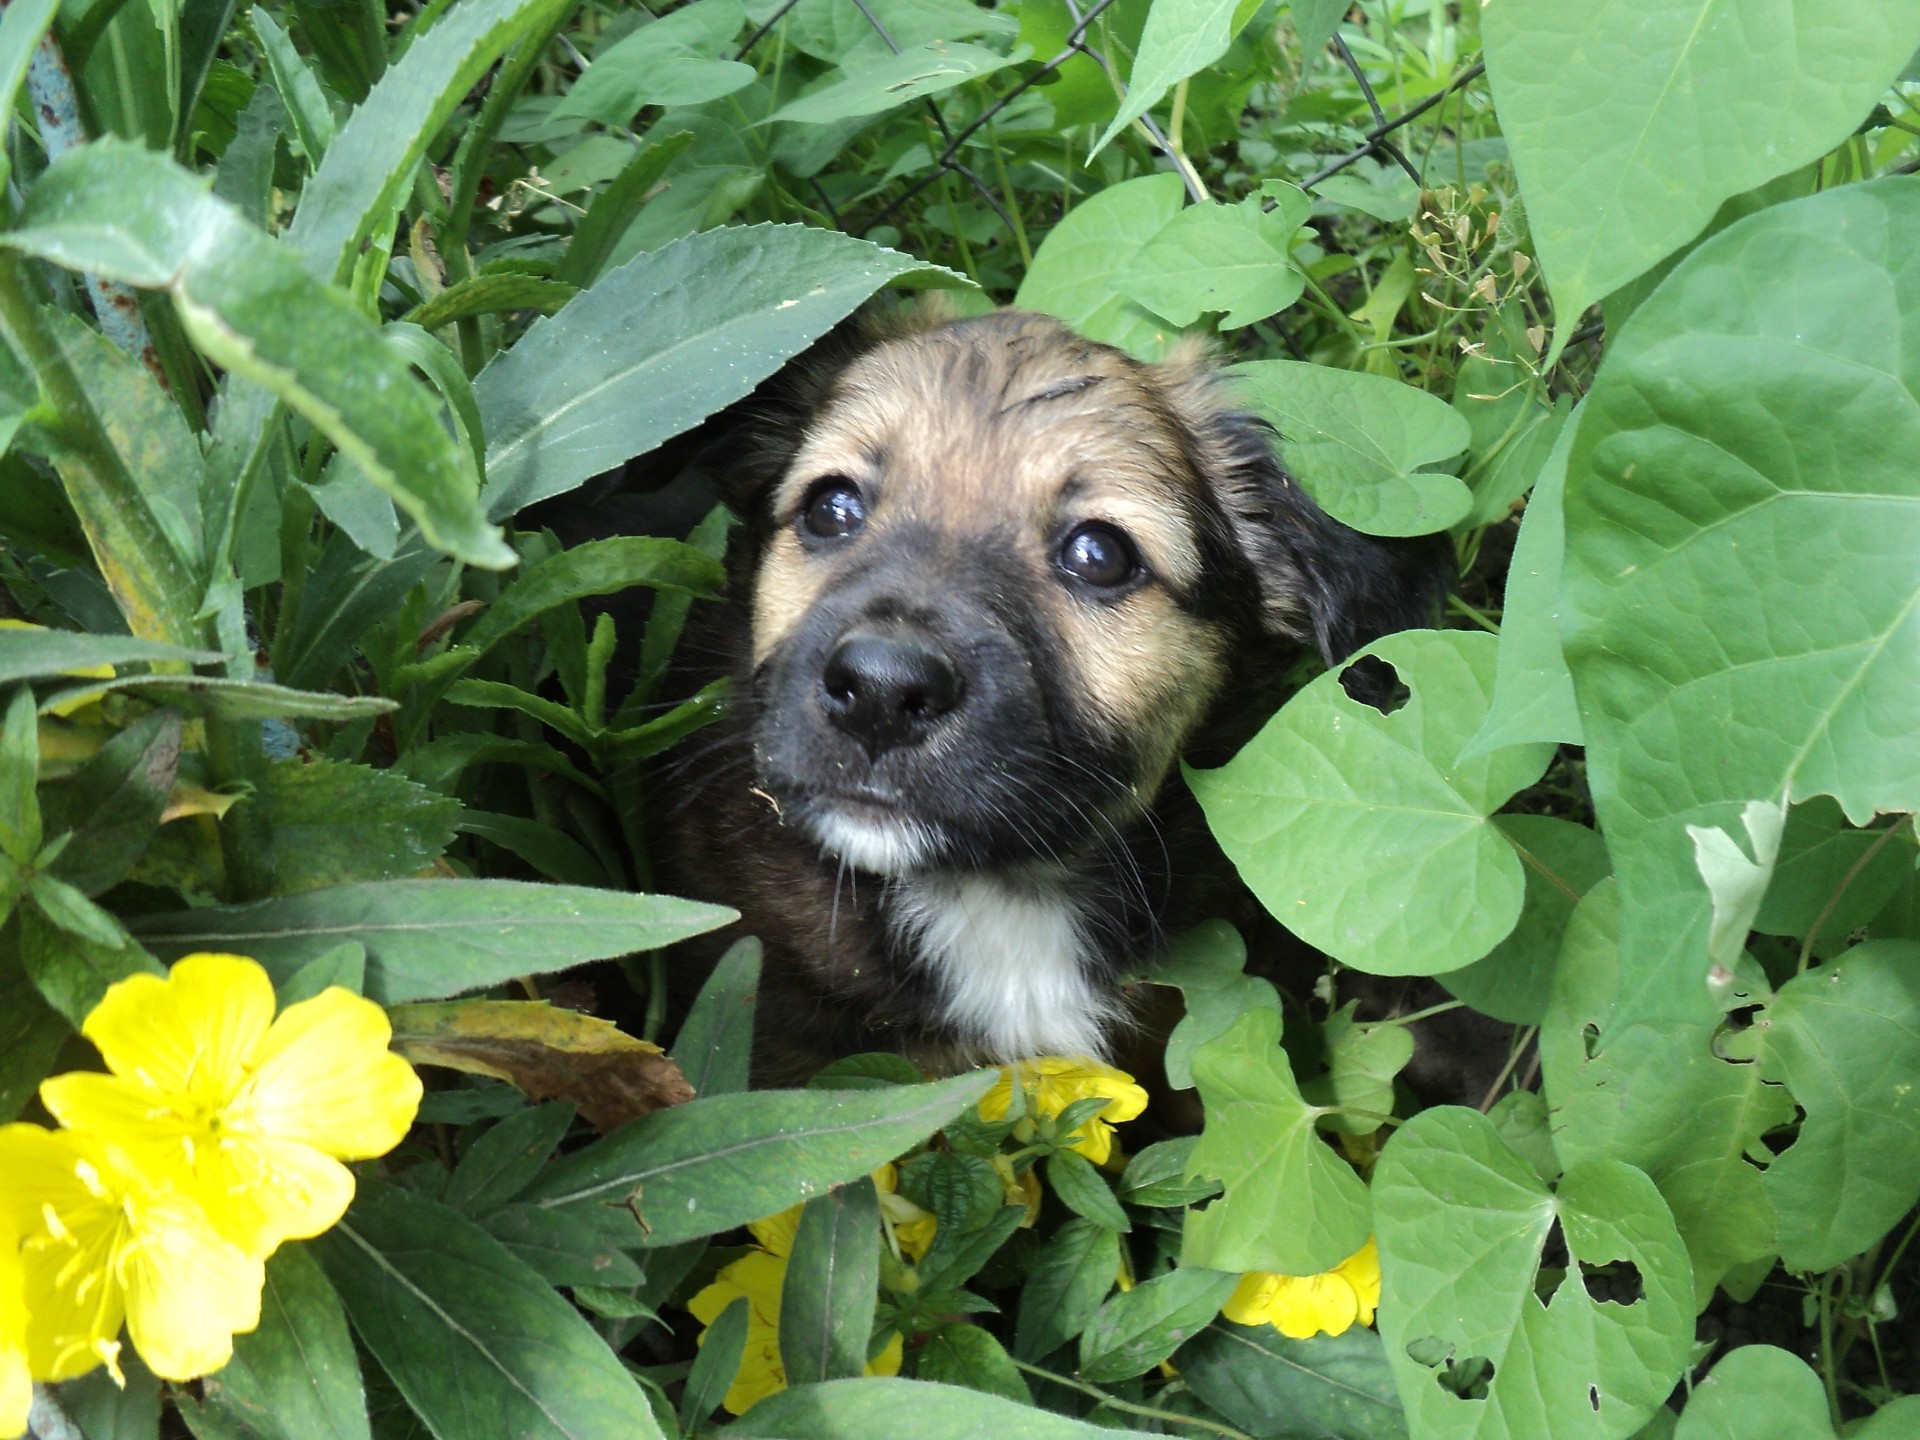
[[1330, 34, 1422, 186], [1297, 57, 1487, 193], [731, 0, 804, 61]]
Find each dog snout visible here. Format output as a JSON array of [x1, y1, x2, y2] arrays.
[[820, 627, 964, 757]]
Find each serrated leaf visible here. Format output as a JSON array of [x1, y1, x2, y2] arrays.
[[398, 273, 577, 331], [197, 1246, 370, 1440], [1117, 198, 1304, 330], [0, 631, 223, 687], [1228, 361, 1473, 537], [780, 1180, 881, 1385], [1014, 1217, 1119, 1362], [39, 673, 397, 723], [1483, 0, 1920, 366], [1078, 1266, 1237, 1384], [1374, 1107, 1694, 1440], [1559, 181, 1920, 1068], [460, 536, 723, 658], [255, 757, 460, 895], [1183, 1007, 1371, 1276], [476, 224, 964, 519], [1177, 1321, 1408, 1440], [127, 878, 734, 1003], [390, 999, 694, 1133], [6, 142, 512, 569], [317, 1181, 664, 1440], [520, 1070, 994, 1247], [1014, 173, 1186, 360], [1192, 630, 1553, 976], [770, 40, 1021, 125]]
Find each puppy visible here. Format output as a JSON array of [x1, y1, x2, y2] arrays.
[[655, 310, 1444, 1084]]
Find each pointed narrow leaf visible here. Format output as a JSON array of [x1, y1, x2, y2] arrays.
[[670, 937, 762, 1099], [1078, 1267, 1238, 1384], [198, 1246, 371, 1440], [780, 1180, 882, 1385], [0, 631, 222, 686], [729, 1378, 1121, 1438], [1094, 0, 1257, 154], [1178, 1321, 1408, 1440]]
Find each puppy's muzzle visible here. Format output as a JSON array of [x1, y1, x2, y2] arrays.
[[820, 625, 965, 759]]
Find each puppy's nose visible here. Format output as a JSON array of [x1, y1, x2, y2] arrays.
[[821, 629, 964, 756]]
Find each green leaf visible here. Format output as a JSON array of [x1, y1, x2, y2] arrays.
[[275, 534, 440, 694], [19, 905, 163, 1029], [1045, 1149, 1129, 1233], [1462, 409, 1584, 756], [477, 223, 963, 519], [40, 674, 397, 723], [1439, 815, 1611, 1026], [40, 711, 182, 896], [1117, 196, 1304, 330], [287, 0, 574, 284], [0, 0, 61, 181], [1183, 1007, 1371, 1276], [1671, 1345, 1835, 1440], [1154, 919, 1282, 1092], [1014, 173, 1187, 360], [273, 942, 366, 1006], [1540, 881, 1789, 1307], [445, 1101, 575, 1216], [480, 1203, 645, 1288], [1177, 1321, 1408, 1440], [780, 1179, 882, 1385], [680, 1295, 748, 1431], [0, 685, 41, 865], [7, 142, 513, 569], [30, 872, 127, 948], [57, 1352, 162, 1440], [197, 1246, 370, 1440], [444, 679, 594, 748], [1297, 1003, 1415, 1135], [1093, 0, 1260, 153], [556, 131, 696, 290], [398, 273, 578, 331], [520, 1070, 994, 1245], [555, 0, 753, 123], [254, 757, 461, 895], [1227, 361, 1473, 537], [1483, 0, 1920, 366], [127, 879, 735, 1003], [1374, 1107, 1694, 1440], [0, 939, 66, 1121], [1752, 942, 1920, 1272], [250, 7, 336, 164], [1077, 1266, 1237, 1384], [1559, 181, 1920, 1063], [456, 812, 608, 888], [1750, 798, 1913, 952], [0, 630, 223, 687], [728, 1377, 1122, 1438], [770, 40, 1022, 125], [670, 936, 762, 1098], [1191, 629, 1553, 976], [317, 1180, 664, 1440], [917, 1324, 1029, 1403], [1116, 1138, 1218, 1209], [460, 537, 722, 659], [1013, 1217, 1119, 1362]]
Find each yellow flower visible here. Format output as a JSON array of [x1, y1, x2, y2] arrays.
[[39, 953, 422, 1260], [0, 620, 114, 718], [0, 1125, 262, 1384], [873, 1161, 936, 1261], [686, 1190, 903, 1416], [1224, 1238, 1382, 1340], [1, 1216, 29, 1440], [977, 1056, 1148, 1167]]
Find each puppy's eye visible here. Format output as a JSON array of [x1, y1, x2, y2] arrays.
[[1059, 522, 1138, 588], [800, 480, 866, 540]]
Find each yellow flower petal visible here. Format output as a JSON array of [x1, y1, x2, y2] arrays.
[[977, 1056, 1148, 1166], [745, 1205, 801, 1262], [187, 1136, 357, 1259], [120, 1188, 263, 1381], [1, 1219, 31, 1440], [1227, 1238, 1382, 1340], [38, 1071, 196, 1174], [246, 987, 422, 1159], [82, 954, 275, 1104]]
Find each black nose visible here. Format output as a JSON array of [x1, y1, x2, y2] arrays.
[[820, 628, 964, 756]]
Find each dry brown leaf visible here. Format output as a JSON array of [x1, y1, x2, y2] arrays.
[[390, 999, 694, 1131]]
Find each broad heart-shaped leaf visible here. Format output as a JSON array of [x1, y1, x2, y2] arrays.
[[1227, 361, 1472, 537], [1191, 630, 1553, 977], [1539, 882, 1791, 1307], [1116, 196, 1305, 330], [316, 1181, 664, 1440], [7, 142, 512, 569], [769, 39, 1022, 125], [1077, 1267, 1239, 1384], [1014, 173, 1186, 361], [197, 1245, 370, 1440], [476, 224, 962, 519], [254, 757, 460, 896], [1559, 181, 1920, 1060], [288, 0, 572, 283], [1464, 406, 1584, 757], [1151, 918, 1281, 1091], [1176, 1321, 1408, 1440], [0, 630, 222, 687], [1374, 1108, 1693, 1440], [1749, 942, 1920, 1273], [1439, 815, 1611, 1026], [1482, 0, 1920, 367], [126, 879, 734, 1003], [728, 1378, 1121, 1438], [1674, 1343, 1920, 1439], [1093, 0, 1259, 153], [555, 0, 753, 123], [519, 1070, 993, 1246], [1183, 1007, 1371, 1276]]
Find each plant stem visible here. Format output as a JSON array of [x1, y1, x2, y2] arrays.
[[1005, 1357, 1256, 1440]]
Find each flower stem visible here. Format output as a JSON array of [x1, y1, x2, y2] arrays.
[[1005, 1357, 1256, 1440]]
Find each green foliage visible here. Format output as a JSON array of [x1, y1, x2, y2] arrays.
[[2, 0, 1918, 1435]]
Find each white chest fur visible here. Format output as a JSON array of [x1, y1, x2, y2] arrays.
[[886, 871, 1119, 1062]]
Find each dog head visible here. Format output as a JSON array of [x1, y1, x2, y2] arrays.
[[722, 310, 1442, 879]]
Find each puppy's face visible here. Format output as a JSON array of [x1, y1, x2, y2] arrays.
[[737, 312, 1415, 877]]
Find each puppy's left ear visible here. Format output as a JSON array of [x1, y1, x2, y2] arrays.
[[1151, 349, 1452, 664]]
